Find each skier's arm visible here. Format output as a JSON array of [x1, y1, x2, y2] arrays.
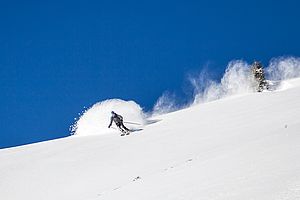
[[108, 116, 113, 128]]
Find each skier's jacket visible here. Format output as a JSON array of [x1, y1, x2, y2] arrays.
[[108, 113, 124, 127]]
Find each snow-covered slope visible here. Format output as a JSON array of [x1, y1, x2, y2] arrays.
[[1, 78, 300, 200]]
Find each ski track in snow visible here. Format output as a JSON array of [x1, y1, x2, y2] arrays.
[[96, 156, 196, 198]]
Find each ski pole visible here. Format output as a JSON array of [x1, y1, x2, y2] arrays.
[[124, 121, 142, 125]]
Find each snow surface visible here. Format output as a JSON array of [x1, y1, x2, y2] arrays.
[[1, 78, 300, 200]]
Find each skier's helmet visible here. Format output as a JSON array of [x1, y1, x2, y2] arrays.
[[111, 111, 116, 116]]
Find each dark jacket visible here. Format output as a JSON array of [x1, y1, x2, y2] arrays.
[[108, 113, 123, 128]]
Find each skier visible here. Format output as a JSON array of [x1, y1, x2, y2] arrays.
[[251, 61, 268, 92], [108, 111, 130, 135]]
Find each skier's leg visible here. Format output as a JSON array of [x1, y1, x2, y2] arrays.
[[117, 126, 126, 136], [115, 123, 125, 134], [121, 123, 130, 132]]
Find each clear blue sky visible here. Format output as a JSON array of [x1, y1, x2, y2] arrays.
[[0, 0, 299, 148]]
